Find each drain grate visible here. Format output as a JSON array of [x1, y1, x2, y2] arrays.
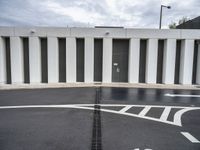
[[91, 88, 102, 150]]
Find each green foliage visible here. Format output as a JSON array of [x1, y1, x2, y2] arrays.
[[178, 17, 190, 25], [168, 22, 177, 29], [168, 16, 190, 29]]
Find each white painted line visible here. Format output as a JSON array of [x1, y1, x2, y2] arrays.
[[160, 107, 171, 121], [75, 104, 198, 109], [165, 93, 200, 98], [0, 104, 200, 127], [1, 104, 198, 109], [181, 132, 200, 143], [174, 107, 200, 126], [119, 105, 132, 113], [133, 148, 152, 150], [138, 106, 151, 117]]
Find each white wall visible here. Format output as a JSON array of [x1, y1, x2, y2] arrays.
[[179, 40, 194, 85], [0, 37, 6, 83], [10, 37, 24, 83], [102, 38, 112, 83], [128, 38, 140, 83], [84, 37, 94, 83], [47, 37, 59, 83], [162, 39, 176, 84], [145, 39, 158, 84], [29, 37, 41, 83], [0, 27, 199, 85], [66, 37, 76, 83]]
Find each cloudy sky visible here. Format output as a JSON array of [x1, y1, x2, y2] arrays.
[[0, 0, 199, 28]]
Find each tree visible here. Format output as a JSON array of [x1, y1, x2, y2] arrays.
[[169, 22, 176, 29], [168, 16, 190, 29], [178, 17, 190, 25]]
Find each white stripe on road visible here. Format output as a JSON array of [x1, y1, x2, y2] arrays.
[[138, 106, 151, 117], [119, 105, 132, 113], [160, 107, 171, 121], [165, 93, 200, 98], [133, 148, 152, 150], [181, 132, 200, 143], [0, 104, 200, 127], [173, 107, 200, 126]]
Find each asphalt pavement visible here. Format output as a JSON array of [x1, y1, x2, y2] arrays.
[[0, 87, 200, 150]]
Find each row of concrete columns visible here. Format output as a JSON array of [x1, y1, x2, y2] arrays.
[[0, 37, 199, 84]]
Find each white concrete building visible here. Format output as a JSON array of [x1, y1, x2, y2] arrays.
[[0, 27, 200, 85]]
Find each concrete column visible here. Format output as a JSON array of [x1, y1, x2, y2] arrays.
[[128, 38, 140, 83], [0, 37, 6, 83], [47, 37, 59, 83], [196, 43, 200, 84], [162, 39, 176, 84], [66, 37, 76, 83], [102, 38, 112, 83], [29, 37, 41, 83], [179, 39, 194, 84], [145, 39, 158, 83], [10, 37, 24, 83], [84, 37, 94, 83]]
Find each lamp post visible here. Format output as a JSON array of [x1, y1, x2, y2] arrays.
[[159, 5, 171, 29]]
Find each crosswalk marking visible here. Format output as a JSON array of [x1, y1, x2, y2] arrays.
[[119, 105, 132, 113], [0, 104, 200, 127], [138, 106, 151, 117], [159, 107, 171, 121]]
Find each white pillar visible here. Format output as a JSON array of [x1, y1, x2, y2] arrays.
[[162, 39, 176, 84], [145, 39, 158, 83], [29, 37, 41, 83], [0, 37, 6, 83], [102, 38, 112, 83], [196, 43, 200, 84], [66, 37, 76, 83], [179, 40, 194, 84], [47, 37, 59, 83], [10, 37, 24, 83], [128, 38, 140, 83], [84, 37, 94, 83]]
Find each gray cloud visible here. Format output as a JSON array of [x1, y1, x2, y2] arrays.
[[0, 0, 199, 28]]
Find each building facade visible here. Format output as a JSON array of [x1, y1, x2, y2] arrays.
[[0, 27, 200, 85]]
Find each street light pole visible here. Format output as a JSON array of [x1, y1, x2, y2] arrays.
[[159, 6, 163, 29], [159, 5, 171, 29]]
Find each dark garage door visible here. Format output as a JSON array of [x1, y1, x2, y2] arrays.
[[112, 39, 129, 82]]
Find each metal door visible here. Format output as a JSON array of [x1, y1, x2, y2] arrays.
[[112, 39, 129, 82]]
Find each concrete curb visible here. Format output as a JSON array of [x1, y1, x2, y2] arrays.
[[0, 83, 199, 90]]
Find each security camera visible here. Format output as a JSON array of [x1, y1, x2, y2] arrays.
[[30, 29, 36, 34], [105, 31, 110, 35]]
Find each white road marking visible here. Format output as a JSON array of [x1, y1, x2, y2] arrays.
[[133, 148, 152, 150], [181, 132, 200, 143], [165, 93, 200, 98], [75, 104, 196, 109], [119, 105, 132, 113], [0, 104, 200, 127], [138, 106, 151, 117], [174, 107, 200, 126], [160, 107, 171, 122]]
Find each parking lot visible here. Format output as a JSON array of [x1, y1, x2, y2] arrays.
[[0, 87, 200, 150]]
